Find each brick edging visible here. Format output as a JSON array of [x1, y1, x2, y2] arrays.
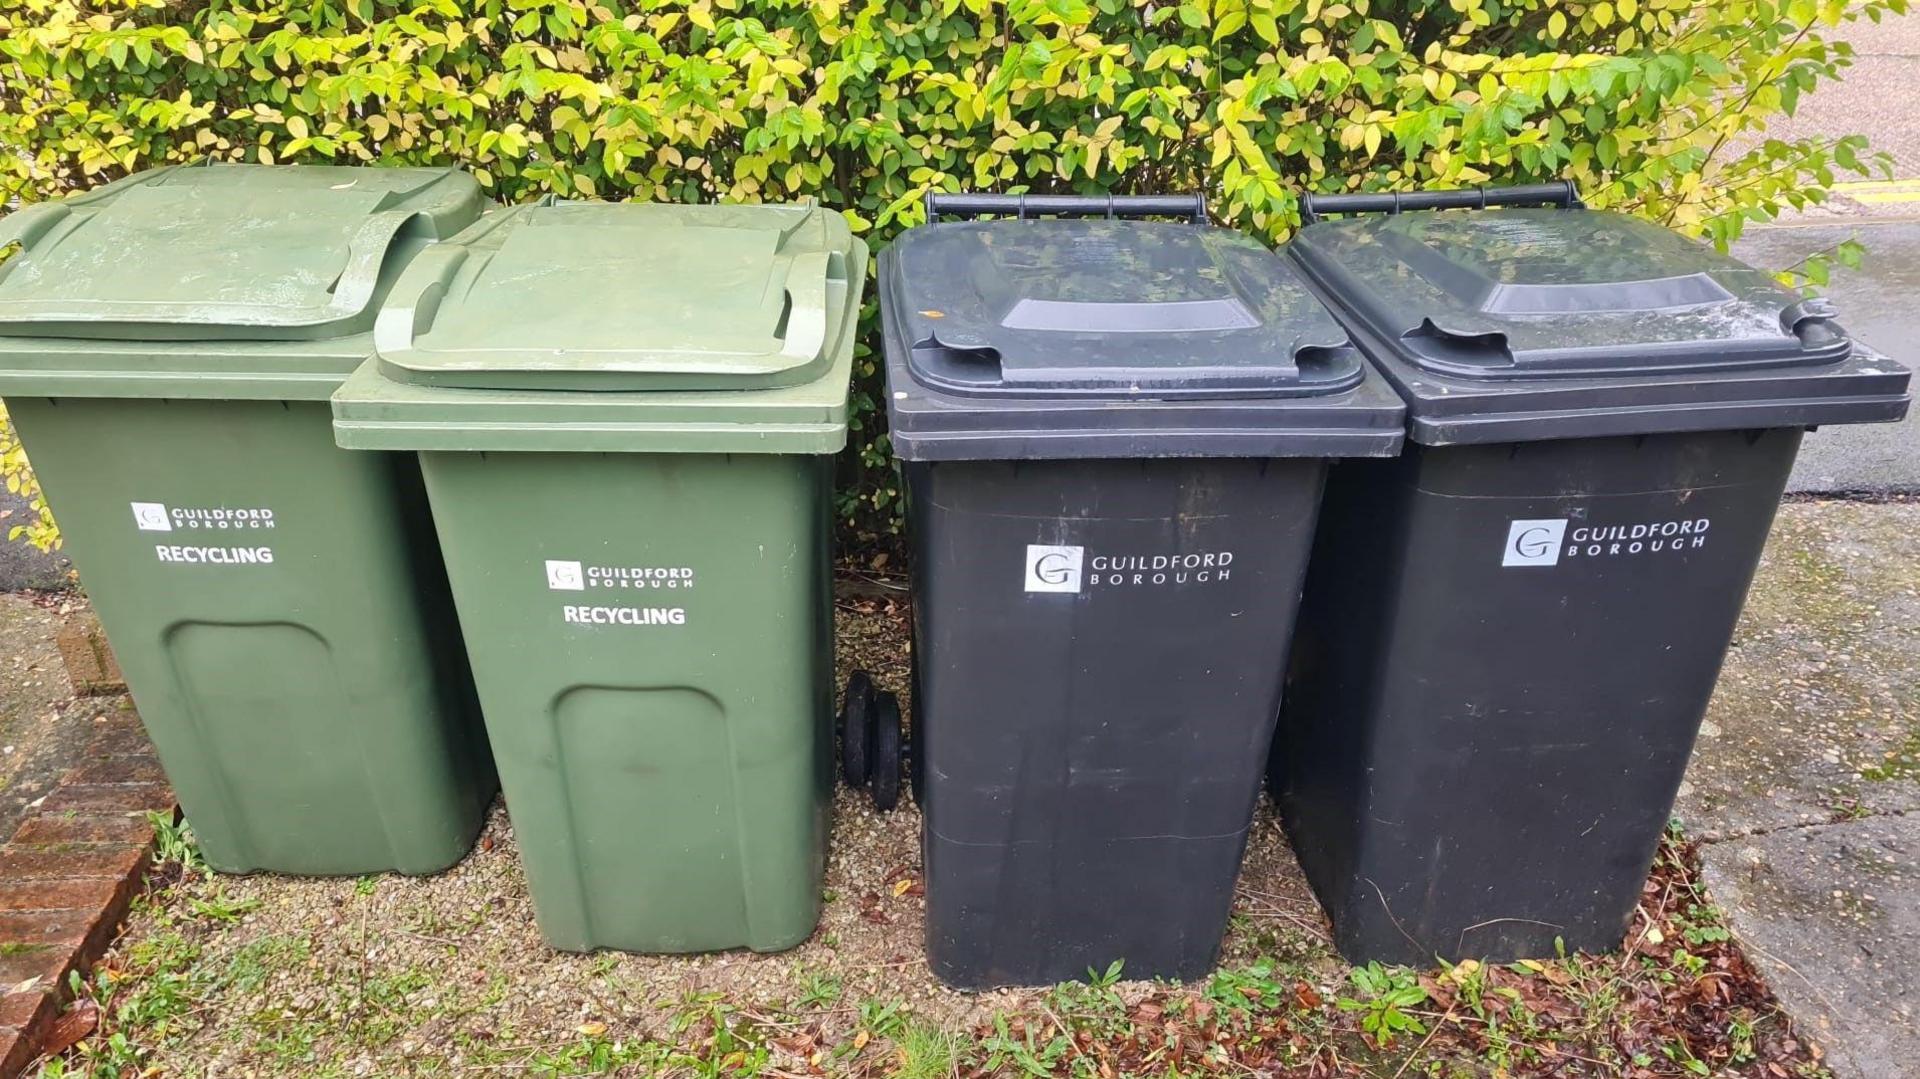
[[0, 702, 174, 1078], [52, 621, 125, 698]]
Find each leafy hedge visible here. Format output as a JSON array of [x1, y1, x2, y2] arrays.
[[0, 0, 1903, 549]]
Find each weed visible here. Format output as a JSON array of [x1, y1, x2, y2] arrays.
[[857, 997, 909, 1040], [1676, 903, 1732, 947], [146, 812, 204, 877], [979, 1012, 1073, 1077], [353, 875, 380, 897], [529, 1033, 659, 1076], [791, 969, 843, 1009], [665, 995, 771, 1078], [1205, 956, 1286, 1016], [1338, 962, 1429, 1047], [187, 885, 260, 924]]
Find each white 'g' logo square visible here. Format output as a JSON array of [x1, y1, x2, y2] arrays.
[[1024, 544, 1084, 593], [1503, 519, 1568, 567], [130, 502, 172, 532], [545, 560, 586, 591]]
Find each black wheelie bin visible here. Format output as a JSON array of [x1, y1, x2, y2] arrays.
[[1271, 182, 1912, 965], [879, 192, 1406, 988]]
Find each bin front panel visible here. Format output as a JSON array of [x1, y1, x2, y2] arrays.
[[909, 456, 1325, 988], [1275, 428, 1800, 965], [417, 449, 832, 954], [6, 397, 493, 874]]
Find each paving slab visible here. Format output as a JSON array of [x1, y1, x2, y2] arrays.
[[1731, 221, 1920, 493], [1680, 500, 1920, 837], [1698, 813, 1919, 1079]]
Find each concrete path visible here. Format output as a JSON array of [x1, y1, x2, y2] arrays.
[[1678, 499, 1920, 1078], [0, 488, 67, 592], [0, 593, 86, 839]]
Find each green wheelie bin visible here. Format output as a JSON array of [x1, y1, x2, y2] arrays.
[[0, 163, 496, 875], [330, 198, 866, 953]]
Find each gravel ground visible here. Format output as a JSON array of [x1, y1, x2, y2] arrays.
[[36, 598, 1825, 1078], [56, 598, 1339, 1077]]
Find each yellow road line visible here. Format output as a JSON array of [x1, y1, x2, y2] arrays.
[[1833, 179, 1920, 203]]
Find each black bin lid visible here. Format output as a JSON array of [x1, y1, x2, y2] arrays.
[[1289, 208, 1910, 444], [881, 219, 1405, 461]]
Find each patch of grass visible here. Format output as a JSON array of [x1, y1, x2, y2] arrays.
[[893, 1020, 961, 1079]]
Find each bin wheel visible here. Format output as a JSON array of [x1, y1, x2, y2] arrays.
[[870, 691, 904, 813], [839, 671, 876, 788]]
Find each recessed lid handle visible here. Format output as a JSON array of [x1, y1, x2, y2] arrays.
[[375, 241, 841, 387], [0, 202, 70, 257], [1299, 181, 1582, 225], [925, 191, 1209, 224], [1782, 296, 1844, 346]]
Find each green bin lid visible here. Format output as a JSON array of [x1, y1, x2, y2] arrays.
[[333, 198, 867, 455], [373, 198, 852, 391], [0, 162, 483, 342]]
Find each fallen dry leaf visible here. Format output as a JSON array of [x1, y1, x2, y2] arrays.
[[40, 999, 99, 1058]]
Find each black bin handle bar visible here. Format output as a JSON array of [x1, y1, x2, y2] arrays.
[[1298, 181, 1582, 225], [924, 191, 1209, 224]]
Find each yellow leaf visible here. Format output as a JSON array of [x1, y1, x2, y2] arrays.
[[577, 1022, 608, 1037], [1547, 10, 1566, 36], [688, 4, 715, 31], [286, 115, 309, 140], [853, 1030, 872, 1050], [1593, 1, 1614, 25], [1363, 124, 1381, 157], [891, 877, 915, 897]]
